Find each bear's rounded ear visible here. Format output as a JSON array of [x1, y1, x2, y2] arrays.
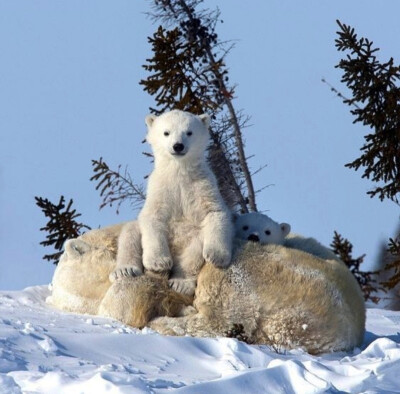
[[280, 223, 291, 238], [198, 114, 211, 129], [145, 114, 157, 128], [64, 239, 91, 258]]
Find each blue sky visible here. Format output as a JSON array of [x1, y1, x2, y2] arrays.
[[1, 1, 399, 290]]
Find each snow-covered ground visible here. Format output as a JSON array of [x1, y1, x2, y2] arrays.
[[0, 286, 399, 393]]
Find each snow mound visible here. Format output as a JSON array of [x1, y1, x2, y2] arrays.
[[0, 286, 399, 393]]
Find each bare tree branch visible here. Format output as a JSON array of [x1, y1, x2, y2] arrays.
[[90, 157, 146, 214]]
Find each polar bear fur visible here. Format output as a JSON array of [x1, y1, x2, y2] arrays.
[[110, 221, 143, 282], [235, 212, 341, 262], [235, 212, 291, 244], [47, 223, 193, 327], [47, 223, 124, 315], [47, 222, 365, 354], [149, 240, 364, 354], [116, 110, 234, 296]]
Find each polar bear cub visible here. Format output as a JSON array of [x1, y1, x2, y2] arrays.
[[114, 110, 234, 296], [234, 212, 341, 262], [235, 212, 291, 245]]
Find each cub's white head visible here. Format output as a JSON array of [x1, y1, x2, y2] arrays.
[[145, 110, 211, 163], [235, 212, 291, 245]]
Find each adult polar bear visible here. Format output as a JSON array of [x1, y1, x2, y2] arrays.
[[47, 223, 365, 354], [149, 239, 365, 354], [47, 108, 365, 353], [113, 110, 234, 296]]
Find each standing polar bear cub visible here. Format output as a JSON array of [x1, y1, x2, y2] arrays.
[[114, 110, 234, 296]]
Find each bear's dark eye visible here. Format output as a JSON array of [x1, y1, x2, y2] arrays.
[[265, 230, 271, 236], [187, 131, 193, 136], [242, 225, 249, 231], [164, 131, 170, 137]]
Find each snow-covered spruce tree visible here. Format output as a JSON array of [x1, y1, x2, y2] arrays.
[[334, 20, 400, 292]]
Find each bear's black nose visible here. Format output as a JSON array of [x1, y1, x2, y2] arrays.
[[173, 143, 185, 153], [248, 234, 260, 242]]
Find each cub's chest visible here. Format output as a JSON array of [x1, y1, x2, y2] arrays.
[[167, 217, 202, 252], [151, 169, 214, 220], [157, 174, 207, 202]]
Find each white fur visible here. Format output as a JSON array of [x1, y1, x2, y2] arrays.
[[234, 213, 341, 264], [284, 233, 342, 262], [235, 212, 291, 245], [131, 110, 234, 295], [48, 223, 365, 354], [110, 221, 143, 282], [149, 240, 365, 354]]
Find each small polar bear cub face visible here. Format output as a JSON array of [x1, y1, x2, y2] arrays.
[[235, 212, 291, 245], [145, 109, 211, 161]]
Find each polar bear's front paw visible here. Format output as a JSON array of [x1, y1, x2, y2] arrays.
[[144, 254, 173, 273], [203, 245, 232, 268], [168, 278, 196, 296], [109, 266, 143, 283]]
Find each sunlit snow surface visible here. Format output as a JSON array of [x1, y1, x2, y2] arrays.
[[0, 286, 399, 393]]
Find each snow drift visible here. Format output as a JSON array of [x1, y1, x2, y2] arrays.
[[1, 286, 399, 393]]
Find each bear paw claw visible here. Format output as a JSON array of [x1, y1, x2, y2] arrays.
[[144, 255, 173, 273], [109, 266, 143, 283], [168, 278, 196, 296]]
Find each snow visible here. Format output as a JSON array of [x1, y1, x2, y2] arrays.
[[1, 286, 399, 393]]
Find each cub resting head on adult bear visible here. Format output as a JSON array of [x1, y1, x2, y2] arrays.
[[48, 213, 365, 354]]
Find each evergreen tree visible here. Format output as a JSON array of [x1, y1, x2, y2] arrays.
[[140, 0, 258, 212], [35, 196, 90, 264], [376, 228, 400, 309], [335, 20, 400, 204], [330, 231, 379, 303], [36, 0, 260, 262], [334, 20, 400, 291]]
